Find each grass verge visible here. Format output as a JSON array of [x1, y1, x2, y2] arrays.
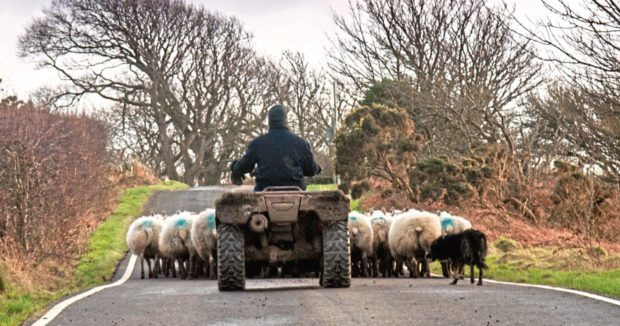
[[307, 183, 362, 211], [432, 240, 620, 298], [0, 180, 187, 326]]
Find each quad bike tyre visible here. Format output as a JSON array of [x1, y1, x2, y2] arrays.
[[217, 224, 245, 291], [321, 220, 351, 288]]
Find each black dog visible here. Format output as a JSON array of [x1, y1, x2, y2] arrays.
[[427, 229, 488, 285]]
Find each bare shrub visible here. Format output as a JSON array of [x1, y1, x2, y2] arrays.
[[0, 96, 109, 267]]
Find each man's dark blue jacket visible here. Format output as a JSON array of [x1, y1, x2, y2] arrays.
[[231, 105, 321, 191]]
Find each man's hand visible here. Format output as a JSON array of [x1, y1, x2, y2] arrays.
[[230, 160, 239, 171], [231, 171, 245, 185]]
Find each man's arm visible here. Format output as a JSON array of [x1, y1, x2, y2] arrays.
[[300, 141, 322, 177], [232, 141, 257, 180]]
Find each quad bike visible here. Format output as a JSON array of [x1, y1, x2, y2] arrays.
[[215, 186, 351, 291]]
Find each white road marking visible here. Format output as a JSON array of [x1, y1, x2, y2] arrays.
[[431, 273, 620, 307], [32, 254, 138, 326]]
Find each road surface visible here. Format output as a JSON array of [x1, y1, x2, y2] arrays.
[[30, 186, 620, 325]]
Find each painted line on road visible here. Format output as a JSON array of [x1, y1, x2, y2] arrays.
[[32, 254, 137, 326], [431, 273, 620, 307]]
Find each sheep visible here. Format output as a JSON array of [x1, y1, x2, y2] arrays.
[[427, 229, 488, 285], [438, 211, 473, 277], [348, 211, 374, 277], [158, 211, 196, 279], [388, 210, 441, 278], [439, 211, 472, 235], [370, 210, 393, 277], [126, 216, 163, 279], [191, 208, 218, 279]]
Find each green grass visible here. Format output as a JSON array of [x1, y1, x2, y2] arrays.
[[307, 184, 338, 191], [0, 180, 187, 326], [431, 240, 620, 298], [73, 180, 187, 288], [484, 256, 620, 297], [307, 183, 362, 212]]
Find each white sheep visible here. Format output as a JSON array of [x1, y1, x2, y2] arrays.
[[191, 208, 218, 279], [126, 216, 163, 279], [388, 210, 441, 278], [438, 211, 473, 278], [370, 210, 393, 277], [439, 211, 472, 235], [348, 211, 374, 277], [158, 211, 196, 279]]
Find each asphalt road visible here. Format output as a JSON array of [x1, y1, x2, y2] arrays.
[[31, 186, 620, 326]]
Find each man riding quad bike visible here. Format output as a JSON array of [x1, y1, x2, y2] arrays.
[[215, 104, 351, 291]]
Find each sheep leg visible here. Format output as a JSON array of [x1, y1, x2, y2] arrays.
[[361, 253, 369, 277], [178, 258, 187, 279], [147, 258, 153, 278], [386, 257, 394, 277], [188, 255, 195, 280], [404, 258, 417, 278], [140, 255, 145, 279], [171, 258, 177, 278], [422, 258, 430, 278], [208, 255, 215, 279], [153, 255, 159, 279], [470, 264, 475, 284], [395, 259, 403, 277]]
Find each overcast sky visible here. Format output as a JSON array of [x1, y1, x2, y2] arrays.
[[0, 0, 547, 99]]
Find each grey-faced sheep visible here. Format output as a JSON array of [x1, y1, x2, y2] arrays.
[[370, 210, 393, 277], [388, 210, 441, 278], [438, 211, 473, 278], [190, 208, 218, 279], [126, 216, 163, 279], [159, 211, 196, 279], [348, 211, 374, 277]]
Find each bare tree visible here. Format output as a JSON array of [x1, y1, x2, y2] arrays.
[[19, 0, 271, 185], [330, 0, 541, 158], [524, 0, 620, 181]]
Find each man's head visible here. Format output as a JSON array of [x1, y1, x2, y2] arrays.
[[268, 104, 287, 129]]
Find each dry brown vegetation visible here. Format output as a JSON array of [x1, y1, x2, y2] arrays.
[[333, 0, 620, 254], [0, 96, 158, 293]]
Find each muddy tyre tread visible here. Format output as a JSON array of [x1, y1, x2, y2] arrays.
[[217, 224, 245, 291], [322, 220, 351, 288]]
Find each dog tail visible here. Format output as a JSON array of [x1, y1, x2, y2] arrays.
[[478, 258, 489, 270]]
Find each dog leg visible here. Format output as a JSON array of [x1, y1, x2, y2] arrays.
[[478, 267, 483, 286], [470, 264, 475, 284]]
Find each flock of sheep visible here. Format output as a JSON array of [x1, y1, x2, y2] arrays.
[[126, 209, 218, 280], [126, 206, 488, 284], [348, 208, 488, 284]]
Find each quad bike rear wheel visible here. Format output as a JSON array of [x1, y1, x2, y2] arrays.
[[217, 224, 245, 291], [321, 220, 351, 288]]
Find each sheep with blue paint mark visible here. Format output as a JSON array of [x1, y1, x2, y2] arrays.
[[191, 208, 218, 279], [437, 211, 473, 277], [439, 211, 472, 235], [348, 211, 374, 277], [126, 216, 164, 279], [159, 211, 197, 279], [370, 210, 393, 277], [388, 210, 442, 278]]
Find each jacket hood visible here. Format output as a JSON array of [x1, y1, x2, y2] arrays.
[[268, 104, 287, 129]]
